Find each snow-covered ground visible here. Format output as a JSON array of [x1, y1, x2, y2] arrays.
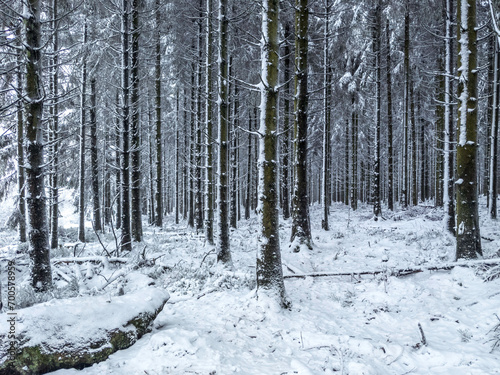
[[1, 189, 500, 374]]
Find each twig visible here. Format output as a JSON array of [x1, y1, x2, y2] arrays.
[[92, 220, 112, 257], [199, 249, 216, 267], [418, 323, 427, 346]]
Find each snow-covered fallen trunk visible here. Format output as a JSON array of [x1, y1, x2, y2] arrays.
[[283, 257, 500, 279], [0, 287, 169, 375]]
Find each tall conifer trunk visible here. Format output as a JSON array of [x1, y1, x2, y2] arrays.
[[78, 22, 88, 243], [386, 18, 394, 211], [17, 26, 26, 243], [372, 0, 382, 219], [24, 0, 52, 291], [217, 0, 231, 264], [130, 0, 142, 241], [155, 0, 163, 227], [205, 0, 215, 243], [90, 78, 102, 231], [322, 0, 331, 230], [456, 0, 481, 259], [257, 0, 288, 308], [291, 0, 312, 250], [120, 0, 132, 252]]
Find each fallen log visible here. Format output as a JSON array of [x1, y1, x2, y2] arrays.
[[283, 257, 500, 280], [0, 287, 169, 375], [51, 256, 128, 265]]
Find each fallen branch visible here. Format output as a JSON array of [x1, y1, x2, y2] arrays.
[[52, 256, 128, 265], [283, 257, 500, 279]]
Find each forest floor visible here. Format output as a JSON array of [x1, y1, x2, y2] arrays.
[[1, 189, 500, 374]]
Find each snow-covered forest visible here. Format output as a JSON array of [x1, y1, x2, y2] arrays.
[[1, 0, 500, 373]]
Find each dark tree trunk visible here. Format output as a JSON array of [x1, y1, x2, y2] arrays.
[[120, 0, 132, 252], [456, 0, 481, 259], [257, 0, 288, 308], [217, 0, 231, 264], [205, 0, 214, 243], [411, 82, 417, 206], [230, 80, 239, 229], [291, 0, 312, 251], [24, 0, 52, 291], [90, 78, 102, 231], [16, 25, 26, 243], [490, 39, 499, 219], [155, 0, 163, 227], [131, 0, 142, 242], [282, 22, 291, 221], [386, 18, 394, 211], [78, 22, 87, 243], [196, 6, 204, 233], [49, 0, 59, 247], [372, 0, 382, 219], [322, 0, 331, 229], [245, 115, 253, 221]]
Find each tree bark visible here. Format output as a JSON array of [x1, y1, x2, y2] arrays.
[[282, 22, 291, 221], [90, 77, 102, 231], [257, 0, 288, 308], [155, 0, 163, 227], [490, 38, 499, 219], [372, 0, 382, 219], [130, 0, 142, 242], [24, 0, 52, 291], [291, 0, 312, 251], [49, 0, 58, 247], [322, 0, 331, 230], [386, 18, 394, 211], [217, 0, 231, 265], [16, 25, 26, 243], [78, 22, 87, 243], [120, 0, 132, 252], [205, 0, 214, 243], [456, 0, 482, 259]]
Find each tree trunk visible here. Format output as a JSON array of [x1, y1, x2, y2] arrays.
[[322, 0, 331, 230], [115, 95, 122, 230], [436, 56, 445, 207], [257, 0, 288, 308], [456, 0, 482, 259], [120, 0, 132, 252], [49, 0, 59, 247], [24, 0, 52, 291], [372, 0, 382, 219], [155, 0, 163, 227], [16, 25, 26, 243], [230, 79, 239, 229], [444, 0, 455, 234], [291, 0, 312, 251], [217, 0, 231, 265], [196, 4, 204, 233], [188, 63, 195, 229], [131, 0, 142, 242], [419, 95, 426, 202], [351, 97, 358, 211], [282, 23, 292, 221], [205, 0, 214, 243], [490, 38, 499, 219], [245, 115, 253, 220], [90, 77, 102, 231], [386, 18, 394, 212], [411, 81, 417, 206], [78, 22, 87, 243], [402, 0, 410, 208]]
